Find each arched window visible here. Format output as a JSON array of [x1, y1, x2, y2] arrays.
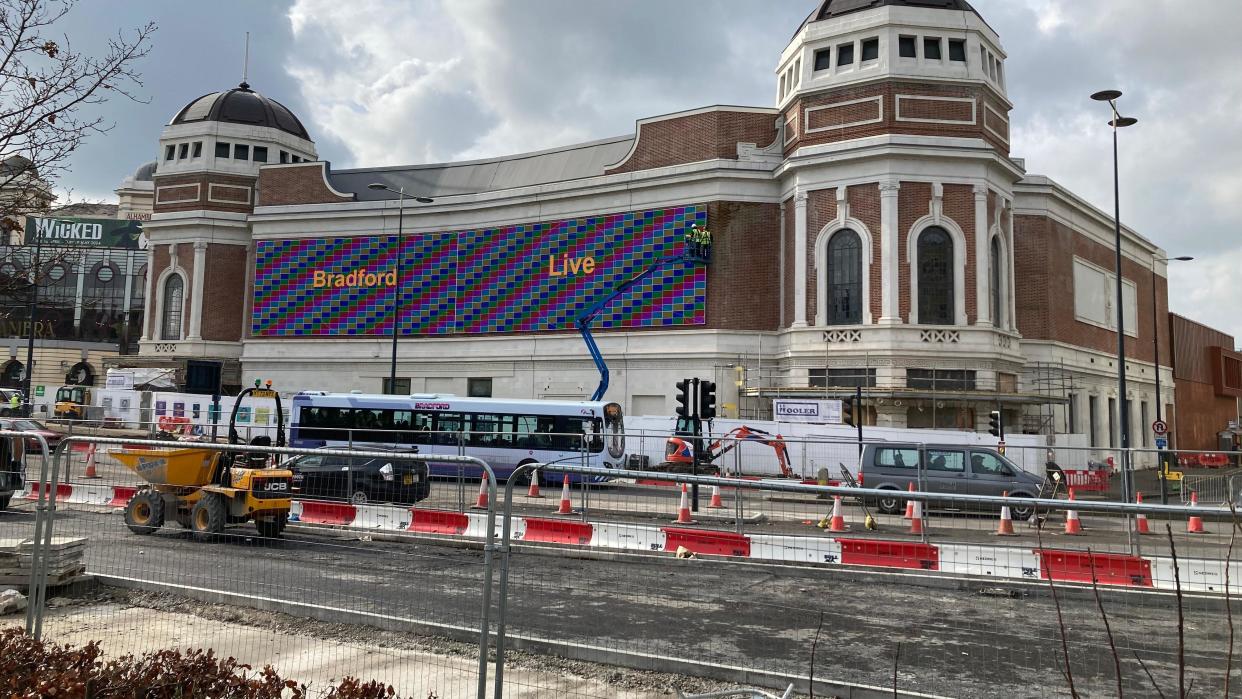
[[917, 227, 954, 325], [990, 236, 1003, 326], [825, 229, 862, 325], [160, 274, 184, 340]]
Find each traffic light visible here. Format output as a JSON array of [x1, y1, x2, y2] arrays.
[[699, 381, 717, 420], [675, 379, 692, 418], [988, 410, 1004, 439], [842, 396, 856, 428]]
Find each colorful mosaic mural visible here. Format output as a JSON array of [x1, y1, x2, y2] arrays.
[[250, 204, 706, 337]]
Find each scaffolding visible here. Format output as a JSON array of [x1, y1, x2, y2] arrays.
[[1021, 360, 1077, 436]]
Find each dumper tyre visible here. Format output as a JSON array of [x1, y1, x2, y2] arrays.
[[125, 490, 165, 535], [190, 492, 227, 541], [255, 513, 287, 539]]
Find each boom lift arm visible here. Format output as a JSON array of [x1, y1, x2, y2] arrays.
[[576, 240, 708, 401]]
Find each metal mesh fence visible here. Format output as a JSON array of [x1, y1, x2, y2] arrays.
[[10, 426, 1242, 697]]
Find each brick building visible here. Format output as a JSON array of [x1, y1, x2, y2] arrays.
[[123, 0, 1197, 444], [1169, 315, 1241, 452]]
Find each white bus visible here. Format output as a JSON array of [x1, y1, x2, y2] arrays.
[[289, 392, 625, 483]]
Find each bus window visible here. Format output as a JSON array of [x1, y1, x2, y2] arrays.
[[515, 415, 539, 448], [434, 413, 463, 445], [554, 416, 603, 453], [411, 412, 434, 444], [470, 413, 499, 448]]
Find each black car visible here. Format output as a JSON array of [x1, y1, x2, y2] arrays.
[[284, 451, 430, 505]]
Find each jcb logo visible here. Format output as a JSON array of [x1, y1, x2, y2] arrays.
[[263, 481, 288, 491]]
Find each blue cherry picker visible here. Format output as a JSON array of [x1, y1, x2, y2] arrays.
[[576, 223, 711, 402]]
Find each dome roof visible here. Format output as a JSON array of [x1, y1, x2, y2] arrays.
[[796, 0, 980, 36], [169, 82, 311, 141], [131, 160, 156, 182], [0, 155, 35, 178]]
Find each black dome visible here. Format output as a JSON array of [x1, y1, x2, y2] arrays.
[[796, 0, 980, 36], [170, 82, 311, 141]]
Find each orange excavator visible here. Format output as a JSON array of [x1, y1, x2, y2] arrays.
[[662, 426, 793, 478]]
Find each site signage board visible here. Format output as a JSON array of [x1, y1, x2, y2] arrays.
[[773, 398, 843, 424]]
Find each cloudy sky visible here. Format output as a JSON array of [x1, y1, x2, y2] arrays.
[[53, 0, 1242, 340]]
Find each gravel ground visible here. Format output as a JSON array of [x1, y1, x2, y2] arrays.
[[5, 586, 781, 699]]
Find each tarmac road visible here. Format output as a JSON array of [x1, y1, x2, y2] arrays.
[[4, 502, 1237, 698]]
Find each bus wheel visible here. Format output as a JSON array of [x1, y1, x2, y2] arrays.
[[511, 462, 537, 486]]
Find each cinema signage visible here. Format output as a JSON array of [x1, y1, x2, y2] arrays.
[[24, 217, 143, 249]]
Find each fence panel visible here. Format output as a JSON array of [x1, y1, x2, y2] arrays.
[[16, 436, 499, 699]]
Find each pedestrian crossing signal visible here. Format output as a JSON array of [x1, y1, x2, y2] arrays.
[[675, 379, 692, 418], [988, 410, 1004, 439]]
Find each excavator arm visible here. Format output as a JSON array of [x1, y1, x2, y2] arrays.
[[704, 426, 794, 478]]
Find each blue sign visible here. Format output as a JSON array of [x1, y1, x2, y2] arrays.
[[1155, 437, 1168, 450]]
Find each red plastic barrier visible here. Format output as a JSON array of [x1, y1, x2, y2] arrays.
[[663, 527, 751, 557], [1062, 469, 1110, 492], [838, 539, 939, 571], [1198, 453, 1230, 468], [1038, 550, 1152, 587], [24, 483, 72, 501], [108, 486, 137, 508], [635, 479, 678, 486], [407, 509, 470, 535], [296, 500, 356, 526], [523, 518, 594, 545]]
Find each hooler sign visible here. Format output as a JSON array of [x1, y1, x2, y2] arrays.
[[251, 204, 706, 338]]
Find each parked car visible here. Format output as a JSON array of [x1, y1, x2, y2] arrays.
[[859, 443, 1046, 520], [0, 418, 62, 454], [0, 431, 22, 511], [283, 450, 430, 505]]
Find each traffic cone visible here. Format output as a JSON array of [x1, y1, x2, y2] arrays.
[[828, 495, 848, 532], [708, 485, 724, 509], [1064, 488, 1083, 535], [672, 483, 696, 524], [1188, 491, 1205, 534], [555, 474, 573, 515], [1135, 492, 1151, 535], [995, 490, 1017, 536], [83, 443, 99, 479], [904, 482, 916, 519], [526, 469, 543, 498], [908, 498, 924, 535], [471, 472, 489, 510]]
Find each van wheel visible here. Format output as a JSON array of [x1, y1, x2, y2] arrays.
[[350, 490, 369, 505], [1008, 494, 1035, 522], [876, 489, 902, 515]]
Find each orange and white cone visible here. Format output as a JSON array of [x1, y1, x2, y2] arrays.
[[1188, 491, 1205, 534], [555, 474, 573, 515], [904, 482, 916, 519], [83, 443, 99, 479], [708, 485, 724, 509], [1064, 488, 1083, 535], [471, 472, 490, 510], [828, 495, 848, 532], [995, 490, 1017, 536], [672, 483, 696, 524], [1135, 491, 1151, 535], [526, 469, 543, 498], [908, 498, 924, 535]]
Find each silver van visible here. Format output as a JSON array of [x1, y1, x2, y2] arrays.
[[859, 443, 1046, 520]]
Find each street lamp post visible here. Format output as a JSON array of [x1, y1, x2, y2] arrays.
[[1151, 254, 1192, 503], [367, 183, 434, 394], [1090, 89, 1138, 512]]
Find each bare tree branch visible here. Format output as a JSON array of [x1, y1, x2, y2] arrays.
[[1087, 549, 1124, 697], [1166, 523, 1186, 699]]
